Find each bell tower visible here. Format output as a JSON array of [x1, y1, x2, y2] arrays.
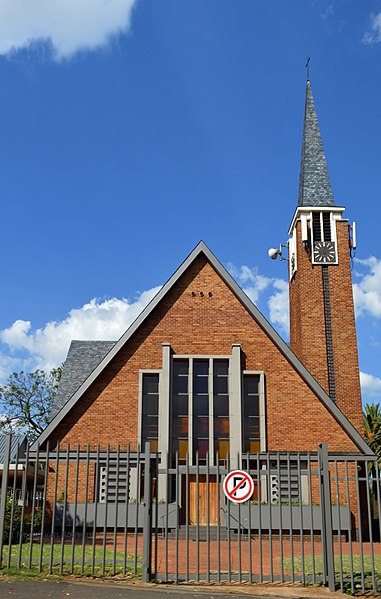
[[288, 79, 362, 431]]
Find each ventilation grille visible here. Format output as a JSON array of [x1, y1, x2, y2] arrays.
[[99, 463, 130, 503], [270, 467, 303, 504]]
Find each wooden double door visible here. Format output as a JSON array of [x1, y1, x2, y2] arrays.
[[187, 475, 219, 525]]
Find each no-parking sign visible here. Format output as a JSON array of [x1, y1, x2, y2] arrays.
[[223, 470, 254, 504]]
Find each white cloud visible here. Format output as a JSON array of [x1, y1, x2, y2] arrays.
[[3, 253, 381, 386], [0, 354, 33, 383], [362, 12, 381, 45], [228, 264, 272, 304], [0, 261, 292, 384], [228, 263, 289, 335], [360, 371, 381, 398], [0, 0, 137, 61], [353, 256, 381, 318], [0, 287, 161, 379], [320, 3, 334, 21], [268, 279, 289, 336]]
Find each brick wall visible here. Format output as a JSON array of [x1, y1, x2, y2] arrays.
[[289, 220, 363, 432], [48, 253, 360, 453]]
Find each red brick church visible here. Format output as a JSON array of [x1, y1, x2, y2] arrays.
[[32, 79, 368, 473]]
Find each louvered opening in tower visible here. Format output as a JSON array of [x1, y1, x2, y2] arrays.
[[312, 212, 321, 241], [322, 212, 331, 241]]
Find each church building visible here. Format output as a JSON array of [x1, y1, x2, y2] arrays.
[[32, 79, 368, 486]]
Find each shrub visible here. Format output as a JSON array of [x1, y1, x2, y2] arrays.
[[2, 491, 42, 542]]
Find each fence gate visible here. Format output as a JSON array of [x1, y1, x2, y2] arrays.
[[0, 437, 380, 594], [150, 443, 381, 593]]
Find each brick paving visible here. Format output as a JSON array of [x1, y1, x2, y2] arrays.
[[95, 533, 381, 580]]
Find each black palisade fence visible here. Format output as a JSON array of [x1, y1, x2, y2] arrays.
[[0, 436, 380, 593]]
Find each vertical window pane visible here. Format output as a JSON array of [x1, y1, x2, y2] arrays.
[[143, 374, 159, 395], [194, 395, 208, 416], [150, 439, 158, 453], [214, 359, 229, 461], [249, 439, 260, 453], [196, 439, 209, 460], [193, 360, 209, 462], [142, 373, 159, 450], [173, 360, 189, 394], [217, 439, 230, 460], [172, 360, 189, 464], [242, 374, 260, 454], [193, 360, 209, 394], [193, 360, 209, 376], [178, 439, 188, 460]]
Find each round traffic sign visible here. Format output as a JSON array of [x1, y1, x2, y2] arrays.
[[223, 470, 254, 503]]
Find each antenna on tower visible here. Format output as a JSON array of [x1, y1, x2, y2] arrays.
[[305, 56, 311, 81]]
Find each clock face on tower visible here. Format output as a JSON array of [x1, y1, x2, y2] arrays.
[[313, 241, 336, 264]]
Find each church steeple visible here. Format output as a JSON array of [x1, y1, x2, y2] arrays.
[[288, 79, 362, 433], [298, 80, 335, 207]]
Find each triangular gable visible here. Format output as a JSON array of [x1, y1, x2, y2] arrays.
[[32, 241, 370, 454]]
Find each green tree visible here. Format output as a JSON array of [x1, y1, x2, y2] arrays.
[[364, 403, 381, 464], [0, 366, 62, 440]]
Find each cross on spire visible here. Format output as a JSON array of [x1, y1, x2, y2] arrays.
[[305, 57, 310, 81]]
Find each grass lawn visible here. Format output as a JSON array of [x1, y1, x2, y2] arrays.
[[283, 553, 381, 582], [0, 542, 142, 578]]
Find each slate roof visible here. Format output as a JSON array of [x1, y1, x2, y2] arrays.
[[0, 434, 27, 464], [33, 241, 370, 454], [50, 340, 115, 420], [298, 80, 335, 207]]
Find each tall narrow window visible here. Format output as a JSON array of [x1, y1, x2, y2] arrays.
[[213, 360, 229, 460], [142, 374, 159, 452], [193, 360, 209, 462], [170, 356, 234, 465], [172, 360, 189, 462], [242, 374, 260, 453]]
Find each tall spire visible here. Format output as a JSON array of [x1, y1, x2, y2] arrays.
[[298, 80, 335, 207]]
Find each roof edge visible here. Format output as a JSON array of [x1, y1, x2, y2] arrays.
[[31, 241, 370, 455]]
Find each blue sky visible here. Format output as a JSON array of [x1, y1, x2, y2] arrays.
[[0, 0, 380, 404]]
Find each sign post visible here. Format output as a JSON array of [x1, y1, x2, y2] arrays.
[[223, 469, 254, 503]]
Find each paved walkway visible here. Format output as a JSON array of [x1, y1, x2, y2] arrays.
[[152, 536, 381, 577]]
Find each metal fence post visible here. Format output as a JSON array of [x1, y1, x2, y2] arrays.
[[318, 442, 335, 592], [0, 434, 12, 568], [142, 442, 152, 582]]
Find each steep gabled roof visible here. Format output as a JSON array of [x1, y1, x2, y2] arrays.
[[32, 241, 369, 454], [50, 340, 116, 420], [298, 80, 335, 207]]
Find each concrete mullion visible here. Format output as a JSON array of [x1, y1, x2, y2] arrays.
[[188, 358, 193, 466], [230, 344, 242, 469], [209, 358, 214, 467]]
